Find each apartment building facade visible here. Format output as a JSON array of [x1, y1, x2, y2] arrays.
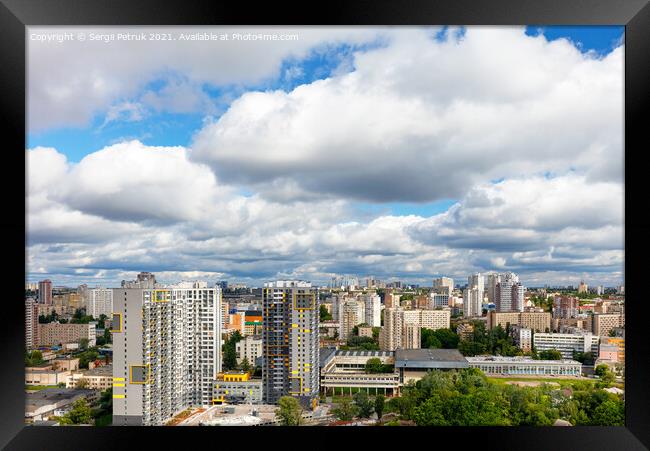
[[111, 283, 221, 426], [262, 281, 319, 409]]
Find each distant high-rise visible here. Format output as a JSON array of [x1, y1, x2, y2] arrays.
[[112, 283, 221, 425], [463, 287, 482, 318], [468, 273, 484, 299], [121, 272, 157, 289], [25, 297, 39, 349], [432, 277, 454, 296], [486, 273, 501, 305], [38, 279, 52, 305], [578, 281, 588, 294], [495, 272, 525, 312], [262, 281, 319, 409]]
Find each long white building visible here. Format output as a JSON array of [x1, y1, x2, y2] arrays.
[[467, 356, 582, 376], [533, 332, 600, 359], [112, 282, 221, 426]]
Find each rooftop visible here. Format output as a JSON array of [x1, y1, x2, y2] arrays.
[[394, 349, 469, 369], [26, 388, 95, 412], [335, 350, 393, 358], [466, 356, 581, 364]]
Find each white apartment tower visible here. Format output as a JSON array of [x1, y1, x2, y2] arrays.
[[362, 293, 381, 327], [88, 288, 113, 319], [112, 282, 221, 426], [339, 299, 366, 340], [463, 287, 482, 318]]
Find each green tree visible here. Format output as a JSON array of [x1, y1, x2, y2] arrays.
[[365, 358, 384, 374], [434, 328, 460, 349], [222, 331, 243, 371], [332, 398, 358, 421], [421, 328, 442, 349], [538, 349, 563, 360], [591, 400, 624, 425], [276, 396, 303, 426], [594, 364, 609, 377], [353, 391, 374, 418], [59, 398, 92, 425], [374, 394, 385, 420], [319, 304, 332, 321], [98, 314, 108, 329], [240, 357, 251, 374], [25, 350, 44, 367], [78, 338, 90, 351]]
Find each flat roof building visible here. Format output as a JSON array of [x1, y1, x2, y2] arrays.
[[466, 356, 582, 377], [394, 349, 469, 385]]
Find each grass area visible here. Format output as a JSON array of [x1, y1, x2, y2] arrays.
[[25, 385, 59, 391]]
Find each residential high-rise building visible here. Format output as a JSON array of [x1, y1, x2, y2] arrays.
[[362, 293, 381, 327], [578, 281, 588, 294], [112, 282, 221, 426], [25, 297, 39, 349], [495, 272, 525, 312], [88, 288, 113, 319], [38, 279, 52, 305], [553, 296, 579, 319], [463, 287, 482, 318], [379, 308, 450, 351], [432, 277, 454, 296], [468, 273, 484, 299], [121, 272, 157, 289], [339, 299, 365, 340], [486, 273, 501, 305], [262, 281, 319, 409]]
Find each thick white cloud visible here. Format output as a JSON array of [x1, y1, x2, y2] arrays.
[[28, 26, 384, 130], [27, 144, 623, 286], [192, 27, 623, 203]]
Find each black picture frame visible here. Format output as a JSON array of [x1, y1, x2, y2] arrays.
[[1, 0, 648, 449]]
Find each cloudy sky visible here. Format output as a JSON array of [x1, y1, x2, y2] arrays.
[[26, 26, 624, 288]]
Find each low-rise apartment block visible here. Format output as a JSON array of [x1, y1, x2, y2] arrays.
[[533, 332, 599, 359], [38, 323, 96, 347]]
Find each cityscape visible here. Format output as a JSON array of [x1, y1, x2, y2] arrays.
[[26, 25, 624, 426], [24, 273, 625, 426]]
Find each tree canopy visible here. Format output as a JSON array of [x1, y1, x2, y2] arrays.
[[381, 368, 624, 426], [276, 396, 303, 426]]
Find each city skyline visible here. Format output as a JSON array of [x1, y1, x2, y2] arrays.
[[26, 26, 624, 289]]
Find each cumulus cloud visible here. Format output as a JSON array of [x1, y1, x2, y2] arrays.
[[191, 27, 623, 203], [28, 26, 384, 130]]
